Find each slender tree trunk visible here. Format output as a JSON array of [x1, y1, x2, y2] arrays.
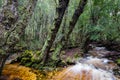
[[52, 0, 88, 59], [40, 0, 69, 64], [66, 0, 87, 41], [82, 35, 90, 53], [52, 10, 68, 60], [0, 54, 9, 76]]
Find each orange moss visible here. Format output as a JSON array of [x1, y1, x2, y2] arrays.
[[2, 63, 63, 80], [2, 64, 37, 80], [33, 68, 62, 80]]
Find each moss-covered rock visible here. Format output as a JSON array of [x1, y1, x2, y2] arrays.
[[19, 50, 40, 68]]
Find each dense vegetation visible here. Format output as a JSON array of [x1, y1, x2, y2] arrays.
[[0, 0, 120, 79]]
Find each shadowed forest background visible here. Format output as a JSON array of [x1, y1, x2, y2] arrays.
[[0, 0, 120, 80]]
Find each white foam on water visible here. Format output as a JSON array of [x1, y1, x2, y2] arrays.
[[79, 57, 116, 71], [63, 59, 116, 80]]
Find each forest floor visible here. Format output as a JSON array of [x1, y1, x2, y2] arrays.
[[1, 45, 120, 80]]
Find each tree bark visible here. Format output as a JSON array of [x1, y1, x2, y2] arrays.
[[66, 0, 87, 41], [0, 0, 38, 76], [0, 54, 10, 76], [40, 0, 69, 64], [0, 0, 18, 47], [52, 0, 88, 59], [0, 0, 18, 76], [52, 10, 68, 60]]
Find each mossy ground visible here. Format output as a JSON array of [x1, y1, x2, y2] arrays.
[[2, 63, 63, 80], [2, 64, 37, 80]]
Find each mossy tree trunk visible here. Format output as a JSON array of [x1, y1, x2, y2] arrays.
[[0, 0, 38, 76], [52, 0, 88, 60], [40, 0, 70, 65], [0, 0, 18, 76], [52, 10, 68, 60]]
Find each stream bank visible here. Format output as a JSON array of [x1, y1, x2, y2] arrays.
[[1, 45, 120, 80]]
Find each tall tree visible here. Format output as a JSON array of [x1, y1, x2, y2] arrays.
[[0, 0, 18, 76], [52, 0, 88, 60], [40, 0, 69, 64], [0, 0, 38, 76]]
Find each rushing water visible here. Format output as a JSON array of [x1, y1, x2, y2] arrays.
[[55, 63, 115, 80], [54, 57, 117, 80]]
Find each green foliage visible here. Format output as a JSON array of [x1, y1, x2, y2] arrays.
[[19, 50, 40, 68], [11, 0, 119, 50], [117, 59, 120, 64], [74, 53, 81, 58], [0, 0, 119, 50], [23, 0, 56, 49], [0, 49, 5, 55]]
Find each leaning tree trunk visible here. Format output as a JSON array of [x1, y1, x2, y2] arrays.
[[0, 0, 38, 76], [52, 9, 68, 60], [40, 0, 69, 65], [52, 0, 88, 59]]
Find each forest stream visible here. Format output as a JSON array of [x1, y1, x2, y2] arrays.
[[1, 46, 120, 80]]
